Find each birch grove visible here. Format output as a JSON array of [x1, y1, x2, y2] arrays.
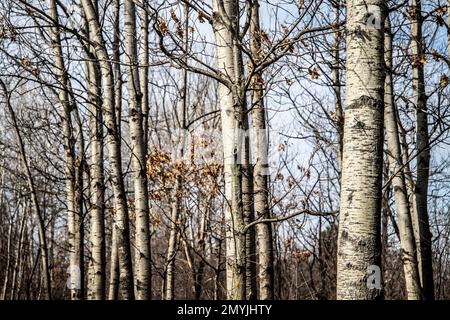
[[0, 0, 449, 300]]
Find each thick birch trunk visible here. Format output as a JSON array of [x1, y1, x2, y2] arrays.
[[212, 0, 247, 300], [336, 0, 385, 300]]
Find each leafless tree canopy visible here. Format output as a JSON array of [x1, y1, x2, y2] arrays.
[[0, 0, 449, 300]]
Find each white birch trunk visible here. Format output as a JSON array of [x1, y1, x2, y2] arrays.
[[81, 0, 135, 299], [336, 0, 385, 300], [48, 0, 82, 299], [85, 30, 106, 299], [212, 0, 246, 300], [384, 16, 422, 299], [124, 0, 151, 300], [250, 0, 274, 300]]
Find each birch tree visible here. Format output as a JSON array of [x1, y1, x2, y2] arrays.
[[336, 0, 385, 300], [47, 0, 85, 300], [212, 0, 248, 299], [80, 0, 135, 299], [410, 0, 434, 300], [249, 0, 274, 300], [124, 0, 151, 300], [384, 15, 422, 299], [1, 0, 450, 301], [84, 10, 106, 299], [108, 0, 122, 300]]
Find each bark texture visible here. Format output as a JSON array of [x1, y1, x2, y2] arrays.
[[85, 37, 106, 300], [384, 16, 422, 300], [336, 0, 385, 300], [212, 0, 247, 300], [81, 0, 135, 299], [250, 0, 274, 300], [124, 0, 151, 300], [48, 0, 83, 300]]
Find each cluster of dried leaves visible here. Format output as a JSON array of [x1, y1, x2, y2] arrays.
[[19, 56, 40, 77], [146, 149, 223, 202]]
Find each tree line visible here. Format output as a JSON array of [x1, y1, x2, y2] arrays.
[[0, 0, 449, 300]]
